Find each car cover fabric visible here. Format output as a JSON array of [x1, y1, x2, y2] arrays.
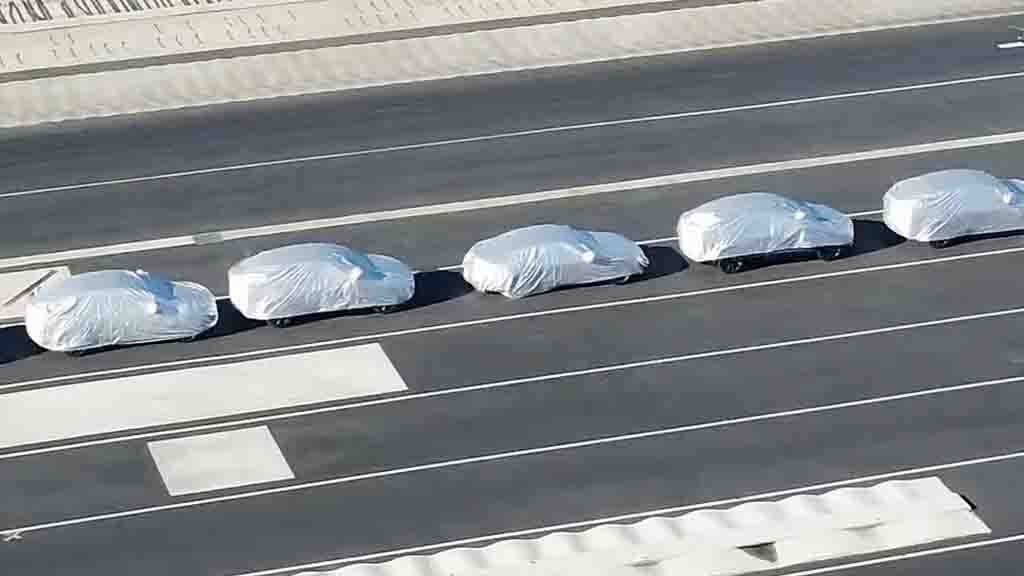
[[677, 192, 855, 262], [461, 224, 648, 299], [228, 243, 415, 320], [883, 169, 1024, 242], [25, 269, 218, 352]]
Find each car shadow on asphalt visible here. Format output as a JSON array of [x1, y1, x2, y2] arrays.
[[850, 218, 906, 256], [0, 324, 43, 364], [407, 269, 477, 309], [639, 245, 689, 281], [200, 298, 266, 339]]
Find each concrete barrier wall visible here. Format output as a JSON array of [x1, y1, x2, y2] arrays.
[[296, 477, 988, 576]]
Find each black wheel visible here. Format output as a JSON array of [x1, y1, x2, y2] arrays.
[[929, 239, 954, 249], [268, 318, 293, 328], [615, 275, 631, 285], [817, 245, 849, 261], [374, 305, 398, 314], [718, 258, 745, 274]]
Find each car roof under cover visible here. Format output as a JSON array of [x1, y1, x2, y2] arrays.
[[887, 169, 1007, 201], [31, 270, 167, 303], [470, 225, 596, 258], [233, 243, 378, 274], [690, 192, 805, 218]]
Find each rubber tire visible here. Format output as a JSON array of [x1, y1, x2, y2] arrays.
[[268, 318, 293, 328], [718, 258, 745, 274], [817, 245, 848, 261], [930, 239, 954, 249]]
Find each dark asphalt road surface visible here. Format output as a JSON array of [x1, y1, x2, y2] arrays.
[[2, 12, 1024, 576]]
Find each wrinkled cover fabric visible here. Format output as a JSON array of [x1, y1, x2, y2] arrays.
[[229, 243, 415, 320], [677, 192, 854, 262], [25, 270, 218, 352], [461, 224, 648, 299], [883, 169, 1024, 242]]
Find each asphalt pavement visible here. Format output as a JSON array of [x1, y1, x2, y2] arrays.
[[3, 12, 1024, 576]]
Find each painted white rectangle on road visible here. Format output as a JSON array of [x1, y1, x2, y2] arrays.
[[0, 343, 406, 449], [148, 426, 294, 496]]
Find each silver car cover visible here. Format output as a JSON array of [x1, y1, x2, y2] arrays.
[[228, 243, 416, 320], [24, 270, 218, 352], [461, 224, 649, 299], [677, 193, 854, 262], [883, 169, 1024, 242]]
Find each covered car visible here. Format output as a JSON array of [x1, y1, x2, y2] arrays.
[[461, 224, 648, 299], [677, 192, 854, 273], [229, 243, 415, 326], [883, 169, 1024, 247], [24, 269, 218, 354]]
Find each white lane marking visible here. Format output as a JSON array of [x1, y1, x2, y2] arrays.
[[218, 450, 1024, 575], [0, 125, 1019, 271], [3, 366, 1023, 534], [5, 70, 1024, 201], [778, 534, 1024, 575], [3, 308, 1022, 461], [148, 426, 295, 497], [3, 240, 1022, 398], [0, 344, 407, 450], [998, 41, 1024, 48]]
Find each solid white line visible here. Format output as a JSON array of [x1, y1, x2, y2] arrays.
[[221, 450, 1024, 575], [997, 41, 1024, 49], [0, 124, 1017, 271], [778, 534, 1024, 575], [4, 70, 1024, 201], [2, 360, 1023, 536], [3, 306, 1022, 461], [108, 134, 1024, 243], [4, 241, 1022, 397]]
